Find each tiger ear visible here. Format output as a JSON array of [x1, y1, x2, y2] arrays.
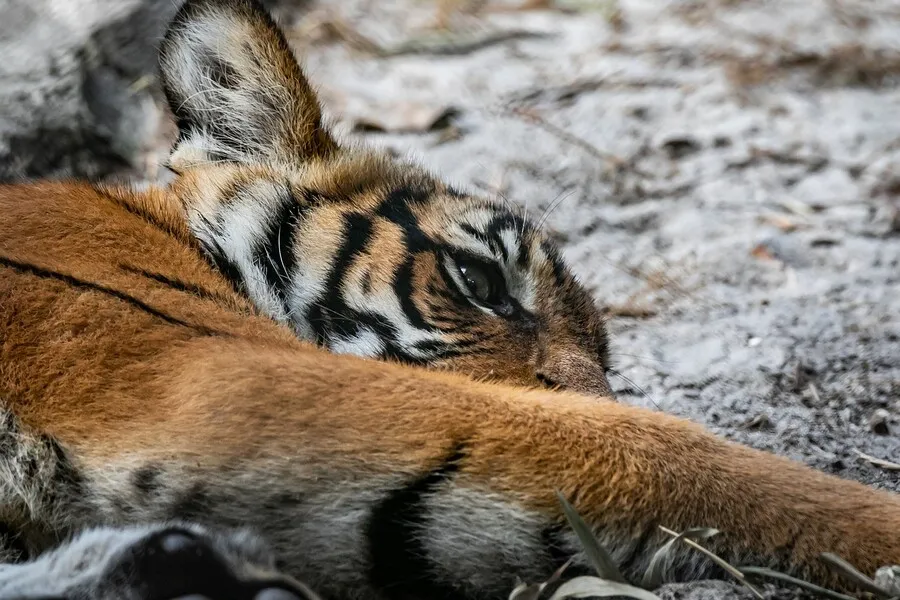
[[159, 0, 337, 171]]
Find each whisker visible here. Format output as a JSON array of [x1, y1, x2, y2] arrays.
[[311, 301, 367, 329], [536, 189, 577, 231], [607, 367, 661, 411], [493, 187, 514, 212], [520, 192, 530, 238], [608, 352, 677, 365], [276, 218, 291, 283], [261, 236, 293, 322], [535, 189, 565, 229], [180, 158, 233, 168]]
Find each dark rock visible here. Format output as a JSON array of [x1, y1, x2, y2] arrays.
[[0, 0, 308, 182]]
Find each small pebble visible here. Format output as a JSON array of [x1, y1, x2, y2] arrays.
[[874, 565, 900, 596], [256, 589, 302, 600], [870, 408, 891, 435], [742, 413, 772, 430]]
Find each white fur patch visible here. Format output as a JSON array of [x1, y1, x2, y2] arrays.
[[328, 327, 384, 358], [209, 181, 294, 322], [341, 273, 447, 360], [421, 485, 555, 594]]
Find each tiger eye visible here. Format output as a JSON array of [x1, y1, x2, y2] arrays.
[[459, 263, 493, 303]]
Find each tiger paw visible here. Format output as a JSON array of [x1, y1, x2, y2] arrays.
[[0, 523, 317, 600]]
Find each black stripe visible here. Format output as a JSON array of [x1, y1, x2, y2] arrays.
[[393, 255, 433, 331], [422, 311, 471, 332], [459, 219, 512, 263], [412, 338, 459, 358], [367, 442, 468, 600], [97, 187, 187, 243], [307, 213, 373, 345], [376, 184, 432, 252], [119, 264, 247, 310], [131, 464, 164, 498], [350, 310, 397, 341], [171, 483, 212, 522], [486, 213, 524, 263], [194, 214, 247, 297], [517, 239, 531, 269], [486, 213, 524, 238], [618, 523, 658, 580], [0, 257, 219, 335], [42, 438, 90, 548], [304, 305, 326, 346], [381, 340, 425, 363], [252, 189, 309, 312], [327, 213, 373, 301], [424, 300, 470, 321], [329, 311, 365, 341], [360, 270, 373, 295], [459, 222, 487, 244], [541, 240, 570, 289]]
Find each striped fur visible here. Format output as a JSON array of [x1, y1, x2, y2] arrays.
[[176, 160, 611, 395], [0, 0, 898, 598], [159, 0, 611, 396]]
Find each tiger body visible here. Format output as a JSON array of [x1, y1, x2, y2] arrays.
[[0, 0, 898, 598]]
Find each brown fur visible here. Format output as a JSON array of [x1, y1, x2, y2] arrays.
[[0, 0, 898, 596]]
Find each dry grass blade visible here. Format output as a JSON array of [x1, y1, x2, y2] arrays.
[[509, 557, 575, 600], [547, 576, 661, 600], [657, 526, 764, 599], [296, 16, 547, 58], [853, 449, 900, 471], [739, 566, 857, 600], [874, 566, 900, 596], [555, 490, 626, 583], [383, 30, 551, 58], [641, 527, 719, 588], [546, 556, 576, 586], [508, 107, 623, 168], [291, 579, 325, 600], [820, 553, 895, 597], [509, 581, 544, 600]]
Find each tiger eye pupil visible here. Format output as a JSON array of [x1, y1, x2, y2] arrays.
[[459, 264, 491, 301]]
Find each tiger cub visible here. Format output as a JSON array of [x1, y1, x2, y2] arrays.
[[0, 0, 897, 599]]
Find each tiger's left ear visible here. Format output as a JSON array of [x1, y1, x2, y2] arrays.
[[159, 0, 338, 171]]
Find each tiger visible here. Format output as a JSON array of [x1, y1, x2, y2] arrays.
[[0, 0, 898, 598]]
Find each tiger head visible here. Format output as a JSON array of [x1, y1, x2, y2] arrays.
[[159, 0, 613, 398]]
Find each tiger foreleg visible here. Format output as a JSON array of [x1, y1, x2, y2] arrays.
[[42, 339, 899, 599]]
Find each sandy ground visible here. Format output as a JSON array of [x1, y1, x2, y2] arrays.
[[256, 0, 899, 597]]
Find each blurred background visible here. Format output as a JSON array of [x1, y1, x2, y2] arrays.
[[1, 1, 898, 593]]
